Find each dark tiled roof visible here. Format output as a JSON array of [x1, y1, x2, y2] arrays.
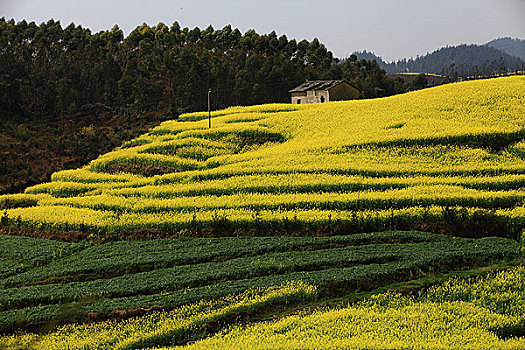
[[289, 80, 355, 92]]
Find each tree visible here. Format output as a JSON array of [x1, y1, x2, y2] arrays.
[[409, 73, 428, 91]]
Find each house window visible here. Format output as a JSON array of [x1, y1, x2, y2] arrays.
[[320, 96, 325, 103], [297, 99, 301, 104]]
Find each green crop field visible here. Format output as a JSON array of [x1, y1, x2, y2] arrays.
[[1, 76, 525, 348], [0, 231, 519, 331]]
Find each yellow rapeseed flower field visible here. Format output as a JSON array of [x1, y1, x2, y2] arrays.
[[1, 77, 525, 349], [3, 267, 523, 349], [162, 267, 525, 350], [1, 76, 525, 234], [0, 282, 316, 350]]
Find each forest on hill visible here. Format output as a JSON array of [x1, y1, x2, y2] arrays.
[[487, 37, 525, 61], [355, 41, 525, 77], [0, 18, 411, 195], [0, 18, 407, 122]]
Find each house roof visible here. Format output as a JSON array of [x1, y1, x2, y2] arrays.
[[289, 80, 357, 92]]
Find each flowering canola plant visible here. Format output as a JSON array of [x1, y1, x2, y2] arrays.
[[2, 76, 525, 233], [0, 281, 316, 350], [4, 265, 522, 349], [162, 267, 525, 350]]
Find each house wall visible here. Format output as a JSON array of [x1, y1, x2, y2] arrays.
[[328, 83, 360, 101], [291, 90, 329, 104], [291, 92, 307, 104]]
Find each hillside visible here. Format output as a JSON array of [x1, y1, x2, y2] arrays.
[[355, 44, 525, 76], [352, 50, 387, 66], [487, 37, 525, 61], [395, 44, 525, 76], [386, 72, 450, 88], [3, 76, 525, 237], [0, 113, 168, 195], [0, 76, 524, 348], [0, 19, 409, 195]]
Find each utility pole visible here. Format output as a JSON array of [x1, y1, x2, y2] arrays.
[[208, 88, 212, 128]]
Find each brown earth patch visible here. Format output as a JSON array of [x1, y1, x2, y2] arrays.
[[103, 163, 182, 176], [0, 226, 89, 242]]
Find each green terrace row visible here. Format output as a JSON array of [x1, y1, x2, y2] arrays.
[[0, 235, 81, 280], [0, 237, 519, 310], [0, 244, 399, 310], [0, 235, 519, 329], [0, 235, 79, 268], [0, 231, 446, 289], [23, 173, 525, 198], [0, 278, 313, 331], [0, 260, 25, 280]]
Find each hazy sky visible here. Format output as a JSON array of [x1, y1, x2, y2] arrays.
[[1, 0, 524, 62]]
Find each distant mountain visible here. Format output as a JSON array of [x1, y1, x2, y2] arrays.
[[387, 44, 525, 76], [352, 43, 525, 77], [486, 37, 525, 61]]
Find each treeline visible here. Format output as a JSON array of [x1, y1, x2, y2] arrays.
[[0, 18, 410, 123]]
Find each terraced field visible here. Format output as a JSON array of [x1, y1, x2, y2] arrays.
[[1, 281, 318, 350], [1, 76, 525, 348], [0, 234, 522, 349], [1, 76, 525, 236], [168, 266, 525, 350], [1, 231, 519, 331]]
